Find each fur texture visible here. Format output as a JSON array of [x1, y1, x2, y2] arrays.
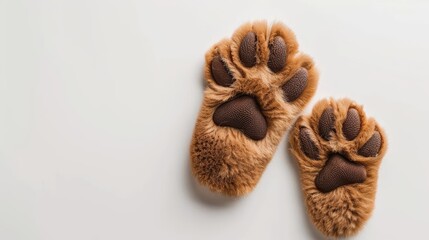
[[289, 98, 388, 238], [190, 21, 318, 196]]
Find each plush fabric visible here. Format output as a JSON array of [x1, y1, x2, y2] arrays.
[[190, 21, 318, 196], [289, 98, 388, 237]]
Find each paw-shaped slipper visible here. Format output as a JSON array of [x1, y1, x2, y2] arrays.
[[190, 21, 318, 196], [289, 98, 388, 237]]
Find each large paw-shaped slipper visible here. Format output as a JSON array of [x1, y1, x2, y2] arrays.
[[190, 21, 318, 196], [289, 98, 388, 237]]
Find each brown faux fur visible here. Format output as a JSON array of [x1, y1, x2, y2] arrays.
[[190, 21, 318, 196], [289, 98, 388, 238]]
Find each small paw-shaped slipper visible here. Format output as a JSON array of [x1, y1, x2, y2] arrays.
[[190, 21, 318, 196], [289, 98, 388, 237]]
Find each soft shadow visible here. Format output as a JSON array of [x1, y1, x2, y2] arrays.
[[200, 61, 207, 89], [284, 131, 326, 240], [183, 150, 239, 207]]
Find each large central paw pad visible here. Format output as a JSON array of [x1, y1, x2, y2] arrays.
[[213, 95, 267, 140], [315, 154, 367, 193]]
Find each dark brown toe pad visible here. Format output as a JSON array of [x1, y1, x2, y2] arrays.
[[239, 32, 257, 67], [268, 36, 287, 73], [315, 154, 367, 193], [282, 68, 308, 102], [299, 127, 320, 160], [213, 95, 267, 140]]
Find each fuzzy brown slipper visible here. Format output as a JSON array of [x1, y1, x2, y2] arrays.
[[289, 98, 388, 237], [190, 21, 318, 196]]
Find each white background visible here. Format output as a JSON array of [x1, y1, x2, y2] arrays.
[[1, 0, 428, 239]]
